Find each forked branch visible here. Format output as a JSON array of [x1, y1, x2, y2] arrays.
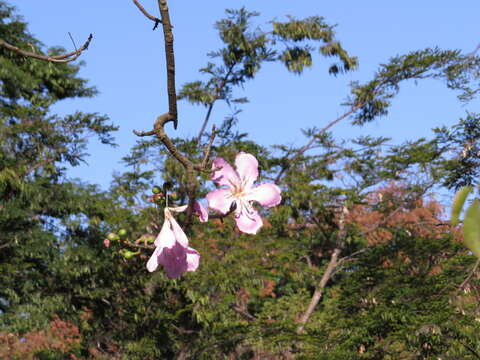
[[132, 0, 162, 30], [133, 0, 216, 225], [0, 34, 92, 63]]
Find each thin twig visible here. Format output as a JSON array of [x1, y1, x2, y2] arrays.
[[274, 103, 363, 184], [458, 258, 480, 292], [467, 43, 480, 58], [209, 203, 237, 219], [132, 0, 162, 30], [0, 34, 93, 63], [24, 158, 56, 175], [120, 239, 155, 250], [200, 125, 216, 168], [196, 63, 236, 142]]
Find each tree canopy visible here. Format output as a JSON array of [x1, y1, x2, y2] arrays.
[[2, 1, 480, 359]]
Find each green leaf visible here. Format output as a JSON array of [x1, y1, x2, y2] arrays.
[[463, 198, 480, 258], [451, 185, 473, 225]]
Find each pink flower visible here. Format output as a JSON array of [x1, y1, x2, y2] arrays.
[[146, 206, 200, 279], [174, 201, 209, 223], [206, 152, 281, 234], [103, 238, 110, 247]]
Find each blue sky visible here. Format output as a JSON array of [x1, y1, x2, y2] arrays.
[[11, 1, 480, 193]]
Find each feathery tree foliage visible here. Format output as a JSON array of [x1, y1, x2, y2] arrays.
[[2, 1, 480, 359]]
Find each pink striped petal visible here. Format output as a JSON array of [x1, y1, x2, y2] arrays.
[[211, 157, 239, 187], [247, 183, 282, 207], [206, 188, 234, 214], [154, 215, 176, 247], [186, 247, 201, 272], [169, 214, 189, 248], [235, 152, 259, 188], [235, 208, 263, 235]]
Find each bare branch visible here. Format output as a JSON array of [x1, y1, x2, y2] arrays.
[[132, 0, 218, 227], [196, 63, 236, 142], [158, 0, 178, 129], [297, 248, 341, 334], [24, 158, 56, 176], [132, 0, 162, 30], [0, 34, 93, 63], [120, 239, 154, 250], [200, 125, 216, 169], [457, 258, 480, 292], [297, 205, 348, 334], [274, 103, 363, 184]]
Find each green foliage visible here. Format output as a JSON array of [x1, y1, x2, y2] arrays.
[[348, 48, 480, 125], [4, 2, 480, 360]]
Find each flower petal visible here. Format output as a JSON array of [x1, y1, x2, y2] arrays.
[[170, 205, 188, 213], [211, 157, 239, 187], [194, 201, 209, 222], [186, 247, 200, 272], [235, 152, 258, 188], [158, 242, 188, 279], [146, 246, 162, 272], [235, 207, 263, 235], [154, 216, 176, 247], [247, 183, 282, 207], [169, 215, 189, 248], [207, 188, 234, 214]]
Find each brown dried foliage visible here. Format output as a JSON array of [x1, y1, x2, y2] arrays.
[[346, 183, 451, 245], [0, 316, 80, 359], [259, 280, 277, 298]]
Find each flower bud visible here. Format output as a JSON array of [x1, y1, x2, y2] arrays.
[[154, 195, 165, 204], [120, 249, 139, 259], [107, 232, 119, 241], [118, 229, 127, 239]]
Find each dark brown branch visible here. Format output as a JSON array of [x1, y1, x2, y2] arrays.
[[458, 339, 480, 359], [133, 1, 217, 227], [196, 103, 215, 143], [0, 34, 92, 63], [132, 0, 162, 30], [157, 0, 178, 129], [209, 202, 237, 219]]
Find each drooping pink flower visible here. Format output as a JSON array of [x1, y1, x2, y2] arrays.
[[206, 152, 281, 234], [146, 206, 200, 279], [174, 201, 209, 223]]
